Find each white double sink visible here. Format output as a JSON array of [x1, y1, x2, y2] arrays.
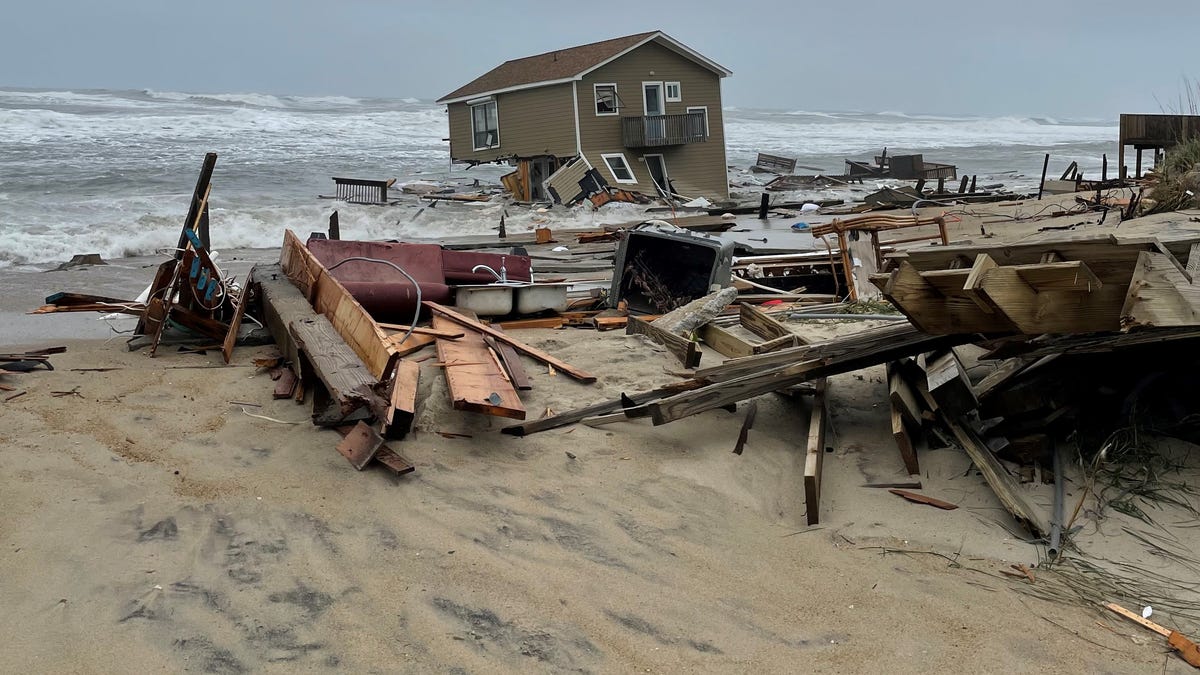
[[454, 282, 571, 317]]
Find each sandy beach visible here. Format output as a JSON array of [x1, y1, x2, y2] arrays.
[[3, 211, 1198, 672]]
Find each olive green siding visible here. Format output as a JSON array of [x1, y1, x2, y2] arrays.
[[577, 41, 728, 199], [447, 83, 577, 163]]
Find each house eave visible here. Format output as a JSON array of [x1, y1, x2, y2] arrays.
[[436, 77, 578, 105]]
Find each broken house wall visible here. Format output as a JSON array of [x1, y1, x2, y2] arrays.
[[447, 82, 577, 164], [577, 40, 729, 201]]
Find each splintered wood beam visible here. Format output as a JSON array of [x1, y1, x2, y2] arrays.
[[290, 315, 379, 417], [804, 378, 828, 525], [423, 301, 596, 383], [488, 327, 532, 391], [433, 314, 525, 420], [500, 379, 706, 436], [739, 303, 794, 341], [1121, 250, 1200, 329], [753, 334, 800, 354], [874, 262, 950, 334], [377, 323, 465, 340], [1013, 261, 1102, 292], [626, 315, 702, 369]]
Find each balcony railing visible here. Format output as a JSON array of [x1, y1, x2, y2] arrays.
[[621, 112, 708, 148]]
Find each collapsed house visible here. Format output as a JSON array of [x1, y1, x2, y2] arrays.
[[436, 30, 731, 205]]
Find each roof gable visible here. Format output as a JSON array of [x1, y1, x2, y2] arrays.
[[436, 31, 729, 104]]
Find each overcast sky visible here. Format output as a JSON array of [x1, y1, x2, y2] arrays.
[[3, 0, 1198, 118]]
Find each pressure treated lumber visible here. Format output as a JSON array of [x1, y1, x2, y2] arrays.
[[433, 314, 525, 419], [891, 403, 919, 476], [699, 322, 756, 359], [1121, 250, 1200, 329], [739, 303, 794, 341], [424, 301, 596, 383], [803, 379, 828, 525], [626, 315, 702, 369]]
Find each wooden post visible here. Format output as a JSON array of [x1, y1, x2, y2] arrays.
[[1037, 153, 1050, 200], [328, 210, 340, 240], [1136, 148, 1142, 178], [198, 203, 211, 251], [1101, 154, 1108, 182], [937, 177, 945, 194], [175, 152, 218, 259], [958, 176, 969, 194], [498, 213, 507, 239], [837, 231, 857, 301], [969, 175, 977, 193], [758, 193, 769, 219]]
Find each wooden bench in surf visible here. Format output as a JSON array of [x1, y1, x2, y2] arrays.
[[320, 177, 399, 205]]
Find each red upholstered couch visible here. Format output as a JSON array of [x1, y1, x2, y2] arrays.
[[305, 238, 531, 321]]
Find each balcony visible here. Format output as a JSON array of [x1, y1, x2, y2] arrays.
[[621, 112, 708, 148]]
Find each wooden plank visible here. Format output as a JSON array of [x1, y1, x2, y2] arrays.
[[335, 421, 385, 470], [290, 315, 378, 417], [626, 315, 702, 369], [1122, 250, 1200, 329], [968, 254, 1126, 334], [699, 322, 756, 359], [433, 314, 525, 419], [889, 489, 958, 510], [942, 414, 1049, 537], [374, 445, 416, 476], [1103, 602, 1171, 637], [887, 362, 923, 428], [386, 332, 437, 357], [222, 267, 254, 364], [258, 264, 305, 368], [494, 317, 565, 330], [280, 229, 397, 379], [739, 303, 792, 341], [924, 349, 979, 418], [872, 262, 1003, 334], [1013, 261, 1102, 292], [804, 379, 828, 525], [500, 379, 706, 436], [753, 334, 800, 354], [489, 327, 532, 391], [273, 368, 298, 399], [732, 400, 758, 455], [383, 359, 419, 439], [891, 404, 919, 475], [377, 323, 464, 340], [424, 301, 596, 383]]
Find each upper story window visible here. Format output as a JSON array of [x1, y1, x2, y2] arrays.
[[665, 82, 681, 102], [594, 84, 618, 116], [686, 106, 709, 137], [470, 100, 499, 151]]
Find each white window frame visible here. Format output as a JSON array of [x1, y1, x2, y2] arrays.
[[593, 83, 618, 116], [469, 100, 500, 151], [641, 81, 664, 116], [600, 153, 638, 185], [686, 105, 710, 137], [665, 81, 682, 103]]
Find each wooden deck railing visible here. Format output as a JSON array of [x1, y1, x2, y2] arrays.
[[621, 112, 708, 148]]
